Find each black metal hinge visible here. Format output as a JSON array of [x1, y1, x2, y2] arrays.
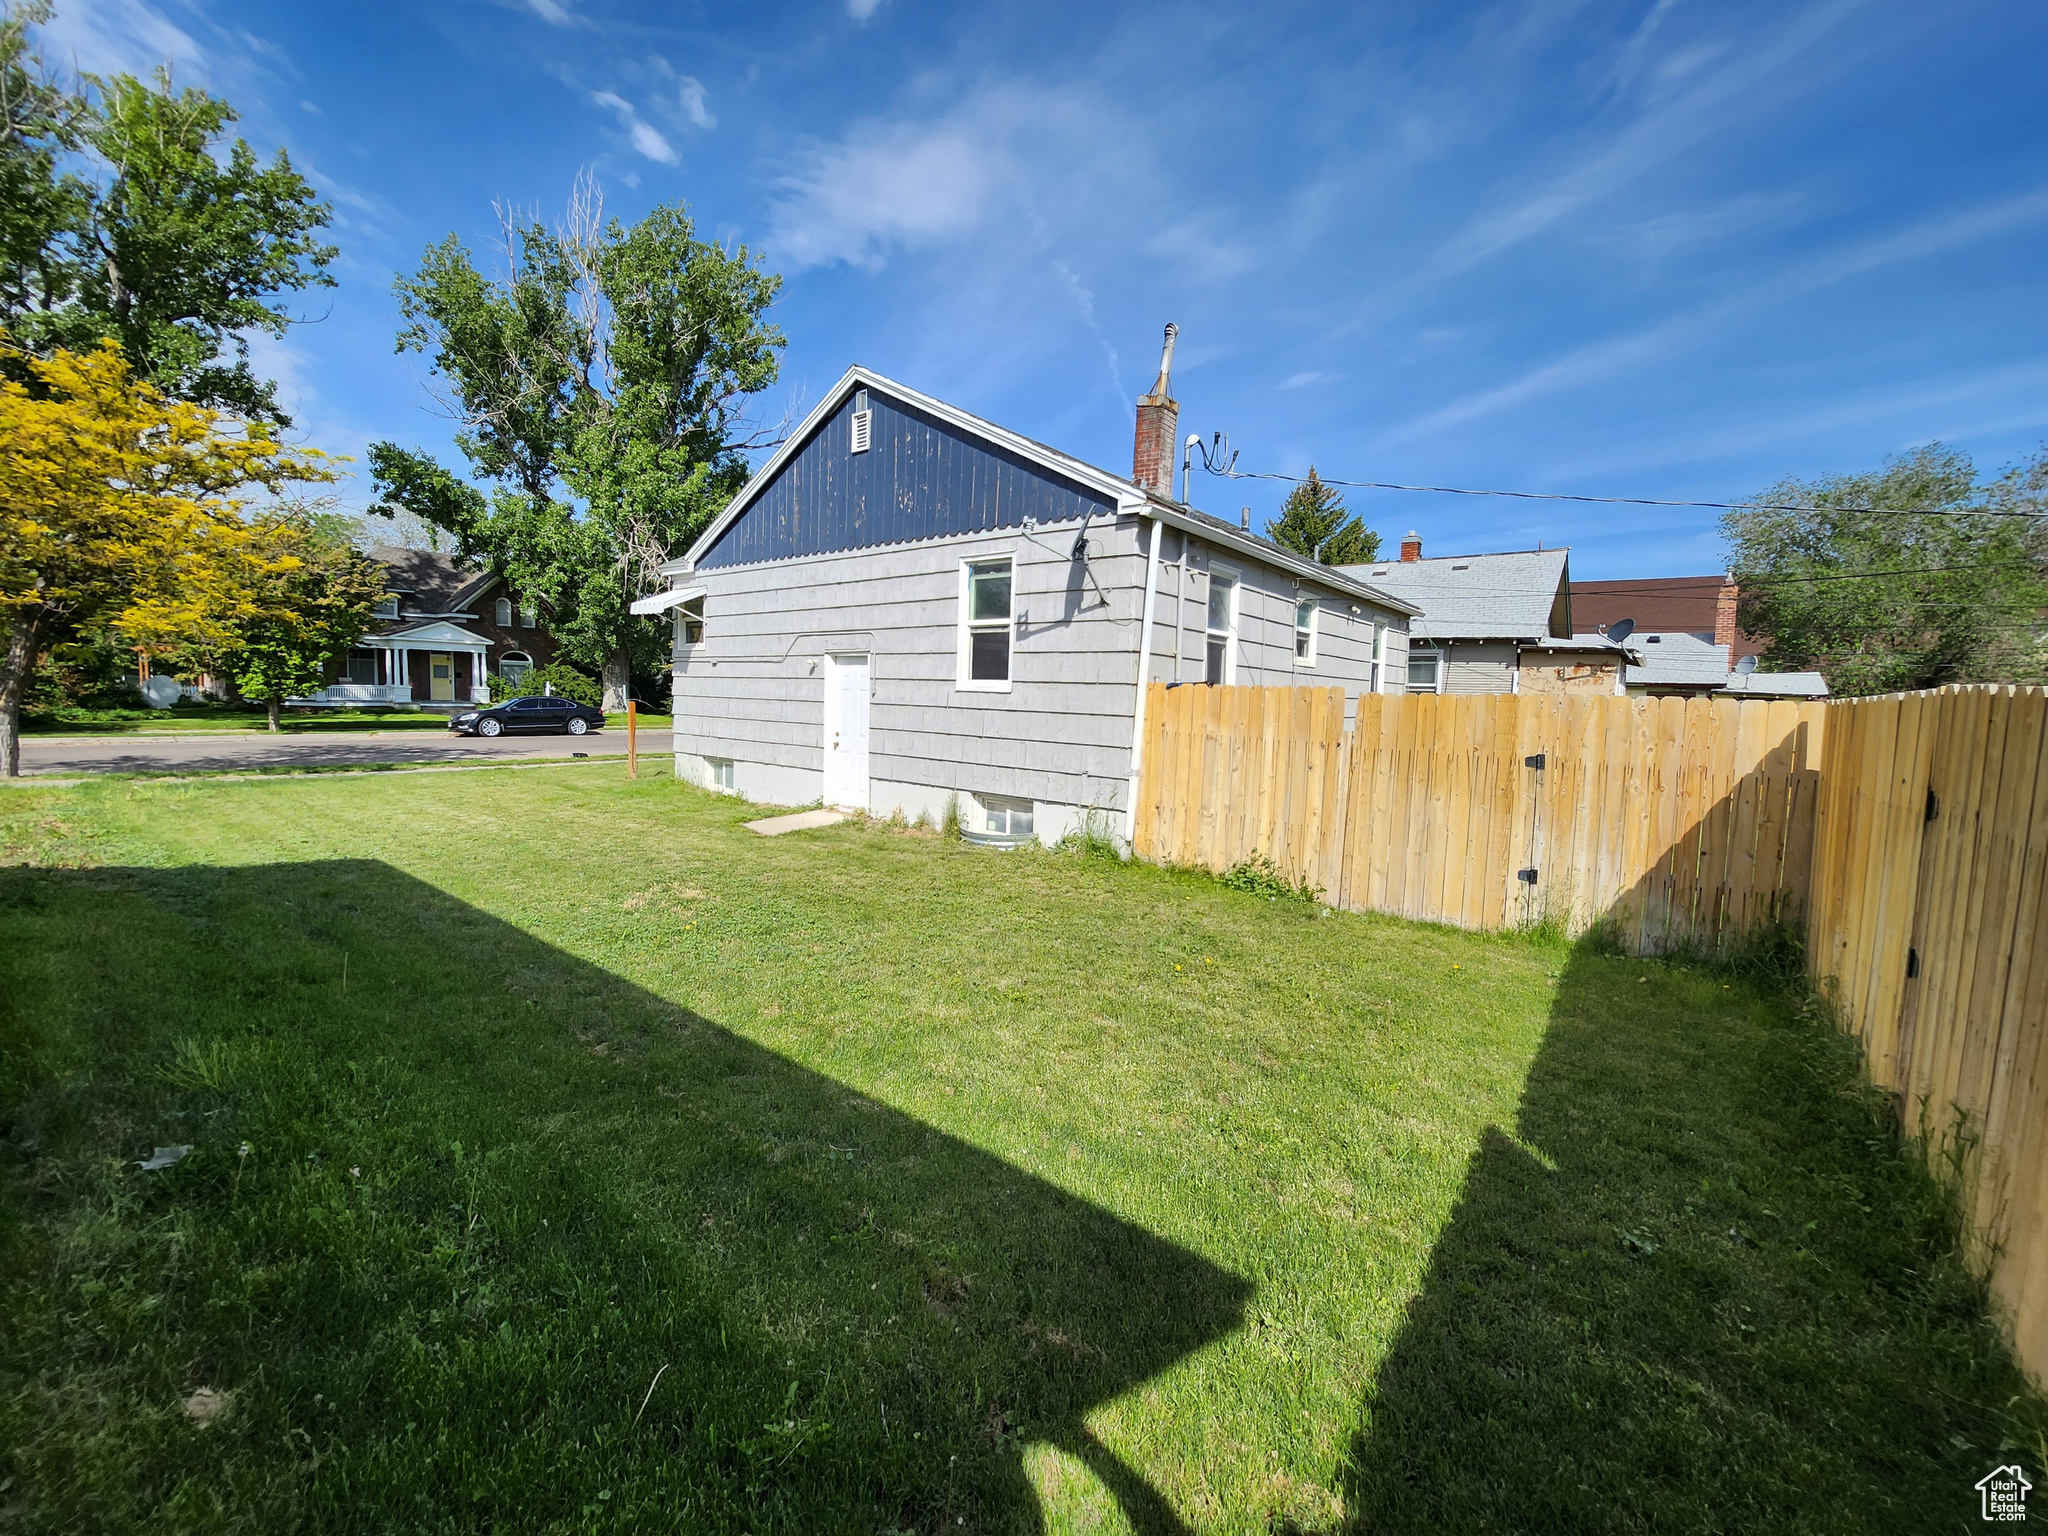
[[1517, 867, 1539, 885], [1524, 753, 1546, 770]]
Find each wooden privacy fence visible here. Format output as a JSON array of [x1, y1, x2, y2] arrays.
[[1807, 685, 2048, 1378], [1130, 683, 1828, 952], [1131, 679, 2048, 1384]]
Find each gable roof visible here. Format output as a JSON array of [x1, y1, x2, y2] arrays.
[[668, 366, 1422, 617], [1336, 548, 1570, 640], [365, 545, 495, 614]]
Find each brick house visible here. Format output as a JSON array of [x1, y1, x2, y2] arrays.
[[293, 546, 558, 709]]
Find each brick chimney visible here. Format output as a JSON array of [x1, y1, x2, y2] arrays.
[[1131, 322, 1179, 495], [1400, 531, 1422, 562], [1715, 576, 1739, 649]]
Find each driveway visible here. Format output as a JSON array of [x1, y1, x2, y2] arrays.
[[14, 728, 672, 777]]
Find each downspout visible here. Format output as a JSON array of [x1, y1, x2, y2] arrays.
[[1123, 513, 1166, 848]]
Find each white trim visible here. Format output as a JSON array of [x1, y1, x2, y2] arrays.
[[1123, 514, 1164, 844], [955, 553, 1015, 694], [1292, 595, 1320, 669], [1371, 620, 1387, 694], [630, 584, 707, 616], [1205, 560, 1242, 685]]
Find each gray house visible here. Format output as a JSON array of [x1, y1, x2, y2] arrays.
[[641, 337, 1419, 846], [1338, 538, 1627, 695]]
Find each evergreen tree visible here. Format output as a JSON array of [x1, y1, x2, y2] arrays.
[[1265, 468, 1380, 565]]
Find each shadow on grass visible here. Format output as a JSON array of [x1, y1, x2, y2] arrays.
[[1338, 940, 2044, 1534], [0, 860, 1248, 1534]]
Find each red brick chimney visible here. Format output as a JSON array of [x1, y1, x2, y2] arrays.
[[1400, 531, 1422, 562], [1715, 576, 1739, 649], [1131, 322, 1179, 496]]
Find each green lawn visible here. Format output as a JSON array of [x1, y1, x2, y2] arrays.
[[0, 766, 2038, 1533]]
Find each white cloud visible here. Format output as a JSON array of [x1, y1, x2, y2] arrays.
[[677, 76, 715, 129], [768, 115, 999, 270], [524, 0, 574, 25], [34, 0, 205, 79], [298, 98, 322, 116], [847, 0, 884, 20], [1279, 371, 1343, 391], [592, 90, 677, 165]]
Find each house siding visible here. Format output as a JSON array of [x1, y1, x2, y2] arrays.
[[672, 518, 1402, 834], [696, 387, 1115, 570]]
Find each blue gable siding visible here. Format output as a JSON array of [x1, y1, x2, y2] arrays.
[[696, 387, 1115, 570]]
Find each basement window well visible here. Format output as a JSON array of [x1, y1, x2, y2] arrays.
[[963, 793, 1035, 849]]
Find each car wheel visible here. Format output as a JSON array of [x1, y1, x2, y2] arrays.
[[478, 717, 503, 737], [566, 716, 589, 736]]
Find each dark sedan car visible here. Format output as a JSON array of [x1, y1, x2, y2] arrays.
[[449, 695, 606, 738]]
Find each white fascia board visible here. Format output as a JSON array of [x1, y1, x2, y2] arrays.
[[630, 584, 706, 616]]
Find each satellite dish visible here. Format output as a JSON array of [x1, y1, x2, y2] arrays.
[[139, 675, 182, 709], [1734, 655, 1759, 676], [1606, 618, 1636, 643]]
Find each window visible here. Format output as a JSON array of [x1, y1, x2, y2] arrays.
[[1204, 568, 1238, 685], [495, 596, 512, 626], [707, 757, 735, 793], [1294, 598, 1318, 666], [1371, 622, 1387, 693], [373, 596, 400, 619], [979, 794, 1033, 838], [679, 595, 705, 646], [1408, 643, 1442, 693], [511, 696, 547, 712], [519, 599, 538, 628], [959, 557, 1013, 689], [499, 651, 533, 685], [344, 648, 379, 684]]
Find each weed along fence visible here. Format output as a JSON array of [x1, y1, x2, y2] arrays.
[[1131, 679, 2048, 1385], [1130, 683, 1828, 951], [1806, 686, 2048, 1379]]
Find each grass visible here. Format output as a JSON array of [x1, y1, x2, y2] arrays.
[[0, 767, 2040, 1533]]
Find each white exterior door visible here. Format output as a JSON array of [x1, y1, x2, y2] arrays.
[[822, 653, 870, 811]]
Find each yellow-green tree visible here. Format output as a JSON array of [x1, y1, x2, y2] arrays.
[[0, 338, 332, 773]]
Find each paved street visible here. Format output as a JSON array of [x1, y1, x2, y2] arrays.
[[14, 728, 672, 777]]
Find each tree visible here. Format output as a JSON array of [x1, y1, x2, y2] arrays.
[[0, 337, 334, 773], [0, 4, 336, 423], [173, 509, 385, 731], [1265, 467, 1380, 565], [372, 180, 784, 710], [1723, 443, 2048, 697]]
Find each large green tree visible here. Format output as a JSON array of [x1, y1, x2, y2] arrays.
[[1265, 467, 1380, 565], [0, 2, 336, 422], [1722, 443, 2048, 697], [371, 184, 784, 710]]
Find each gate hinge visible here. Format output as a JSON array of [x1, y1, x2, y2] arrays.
[[1524, 753, 1546, 770], [1925, 788, 1940, 823], [1906, 946, 1921, 980], [1517, 867, 1539, 885]]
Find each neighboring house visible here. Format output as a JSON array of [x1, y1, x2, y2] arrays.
[[293, 546, 557, 709], [1335, 536, 1629, 695], [1613, 629, 1827, 698], [639, 338, 1420, 846], [1570, 573, 1763, 661]]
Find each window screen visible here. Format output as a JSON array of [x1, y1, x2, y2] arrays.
[[1295, 599, 1317, 662], [1205, 573, 1237, 686]]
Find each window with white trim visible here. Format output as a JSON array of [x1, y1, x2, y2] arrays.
[[1293, 597, 1318, 666], [977, 794, 1033, 838], [495, 596, 512, 626], [519, 599, 538, 628], [1371, 621, 1387, 693], [958, 557, 1013, 689], [1408, 642, 1442, 693], [498, 651, 534, 684], [344, 648, 379, 684], [1204, 568, 1239, 685], [373, 596, 399, 619], [707, 756, 735, 793], [678, 595, 705, 646]]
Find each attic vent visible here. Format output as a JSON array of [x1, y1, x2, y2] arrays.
[[850, 408, 872, 454], [1646, 634, 1662, 643], [1451, 563, 1470, 571], [1370, 567, 1389, 576]]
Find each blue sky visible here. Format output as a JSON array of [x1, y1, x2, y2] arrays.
[[38, 0, 2048, 577]]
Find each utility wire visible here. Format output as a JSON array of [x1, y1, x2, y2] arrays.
[[1209, 466, 2048, 521]]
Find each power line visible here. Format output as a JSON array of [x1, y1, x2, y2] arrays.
[[1211, 466, 2048, 521]]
